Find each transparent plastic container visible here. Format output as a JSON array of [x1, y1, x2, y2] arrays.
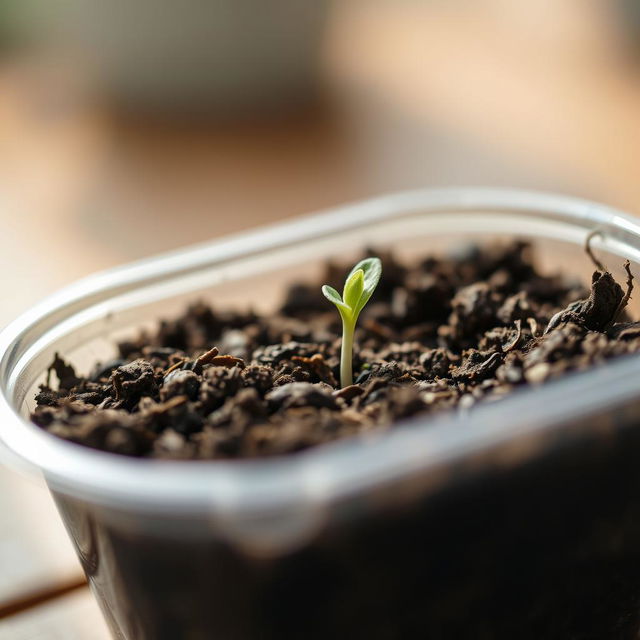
[[3, 188, 640, 639]]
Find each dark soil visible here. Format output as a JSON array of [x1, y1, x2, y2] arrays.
[[31, 241, 639, 460]]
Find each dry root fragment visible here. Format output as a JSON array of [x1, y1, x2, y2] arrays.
[[585, 230, 607, 272]]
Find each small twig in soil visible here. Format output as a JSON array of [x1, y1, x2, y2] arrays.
[[196, 347, 219, 368], [192, 347, 220, 374], [209, 355, 245, 369], [164, 359, 186, 376]]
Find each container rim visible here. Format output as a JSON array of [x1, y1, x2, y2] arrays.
[[2, 187, 640, 516]]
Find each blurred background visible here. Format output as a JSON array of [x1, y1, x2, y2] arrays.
[[1, 0, 640, 635]]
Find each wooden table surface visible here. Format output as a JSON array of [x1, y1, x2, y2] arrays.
[[1, 1, 640, 636]]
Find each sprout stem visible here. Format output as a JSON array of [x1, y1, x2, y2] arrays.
[[340, 320, 355, 387]]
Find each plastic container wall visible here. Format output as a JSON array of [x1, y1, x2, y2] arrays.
[[2, 189, 640, 638]]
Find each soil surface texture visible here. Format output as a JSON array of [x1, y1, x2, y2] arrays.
[[31, 241, 639, 459]]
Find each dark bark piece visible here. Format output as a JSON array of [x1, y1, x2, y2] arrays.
[[545, 270, 624, 334], [47, 353, 81, 390]]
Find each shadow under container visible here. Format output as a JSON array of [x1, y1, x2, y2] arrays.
[[3, 189, 640, 638]]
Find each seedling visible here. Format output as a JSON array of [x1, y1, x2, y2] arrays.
[[322, 257, 382, 387]]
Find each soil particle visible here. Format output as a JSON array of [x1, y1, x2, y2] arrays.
[[451, 350, 503, 383], [110, 359, 158, 409], [161, 370, 200, 402], [291, 353, 337, 386], [198, 366, 243, 414], [45, 407, 153, 456], [266, 382, 339, 412]]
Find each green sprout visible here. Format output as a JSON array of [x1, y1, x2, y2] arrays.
[[322, 257, 382, 388]]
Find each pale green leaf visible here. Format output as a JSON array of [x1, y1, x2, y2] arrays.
[[343, 269, 364, 310], [347, 257, 382, 314], [321, 285, 350, 314]]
